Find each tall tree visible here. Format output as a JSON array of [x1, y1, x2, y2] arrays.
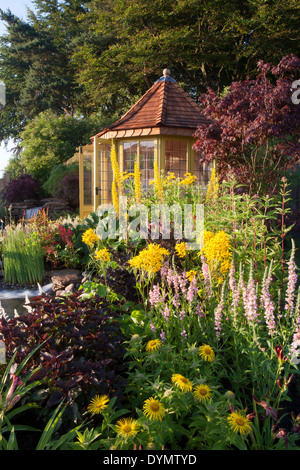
[[0, 1, 89, 142], [72, 0, 300, 116]]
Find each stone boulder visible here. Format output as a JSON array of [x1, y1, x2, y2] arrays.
[[49, 269, 82, 293]]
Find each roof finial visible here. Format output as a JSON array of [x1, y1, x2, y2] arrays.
[[155, 68, 176, 84]]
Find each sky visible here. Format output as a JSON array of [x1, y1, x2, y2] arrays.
[[0, 0, 36, 176]]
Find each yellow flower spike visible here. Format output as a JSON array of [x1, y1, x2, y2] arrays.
[[154, 160, 163, 202], [134, 159, 142, 204], [112, 179, 119, 217], [206, 163, 219, 201], [110, 141, 124, 195]]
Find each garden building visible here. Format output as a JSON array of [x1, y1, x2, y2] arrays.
[[77, 69, 213, 218]]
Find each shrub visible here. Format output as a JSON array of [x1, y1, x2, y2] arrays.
[[0, 291, 128, 425], [42, 163, 79, 197], [1, 174, 41, 204]]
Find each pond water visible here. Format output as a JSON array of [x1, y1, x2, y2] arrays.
[[0, 283, 53, 318]]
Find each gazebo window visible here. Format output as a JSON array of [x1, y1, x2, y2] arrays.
[[165, 139, 187, 179], [123, 140, 155, 190], [83, 153, 93, 206], [98, 143, 112, 205]]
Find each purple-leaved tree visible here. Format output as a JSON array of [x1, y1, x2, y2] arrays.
[[194, 54, 300, 194]]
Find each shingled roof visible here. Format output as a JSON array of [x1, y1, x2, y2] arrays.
[[95, 69, 212, 140]]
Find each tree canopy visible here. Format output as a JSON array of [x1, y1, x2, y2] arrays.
[[0, 0, 299, 181]]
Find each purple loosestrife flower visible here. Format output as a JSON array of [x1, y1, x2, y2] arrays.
[[160, 331, 166, 343], [172, 293, 180, 308], [195, 302, 204, 317], [163, 304, 170, 320], [179, 309, 186, 320], [215, 283, 225, 339], [179, 272, 188, 293], [261, 266, 276, 336], [160, 261, 169, 278], [149, 284, 165, 307], [285, 243, 298, 317], [242, 266, 259, 324], [200, 254, 212, 297], [181, 330, 187, 342], [229, 260, 240, 309], [186, 276, 198, 303]]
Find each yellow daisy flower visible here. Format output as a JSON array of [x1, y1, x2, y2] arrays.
[[87, 394, 109, 415], [171, 374, 193, 392], [193, 384, 212, 402], [143, 397, 166, 421], [115, 417, 139, 438], [146, 339, 162, 353], [198, 344, 215, 362], [227, 411, 252, 436]]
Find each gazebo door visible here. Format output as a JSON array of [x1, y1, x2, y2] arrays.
[[79, 145, 94, 218]]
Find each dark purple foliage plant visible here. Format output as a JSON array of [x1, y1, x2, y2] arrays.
[[2, 174, 41, 203]]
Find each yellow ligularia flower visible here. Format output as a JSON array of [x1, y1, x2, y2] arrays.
[[128, 243, 170, 275], [175, 242, 187, 259], [206, 164, 219, 202], [82, 228, 99, 247], [110, 141, 124, 195], [112, 179, 119, 216], [154, 160, 163, 202], [134, 160, 142, 204], [95, 247, 110, 263]]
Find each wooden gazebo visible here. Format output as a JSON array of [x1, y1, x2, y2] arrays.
[[78, 69, 212, 218]]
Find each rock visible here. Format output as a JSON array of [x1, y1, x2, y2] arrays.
[[55, 289, 66, 297], [65, 283, 74, 293], [50, 269, 82, 292]]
